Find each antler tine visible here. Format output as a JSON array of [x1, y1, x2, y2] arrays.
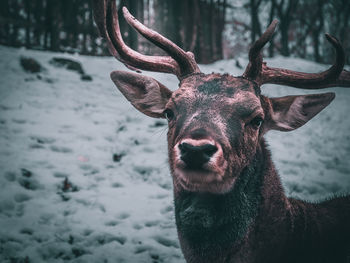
[[243, 19, 348, 89], [122, 7, 200, 77], [243, 19, 279, 80], [337, 69, 350, 87], [260, 34, 348, 89], [92, 0, 200, 80], [94, 0, 180, 76]]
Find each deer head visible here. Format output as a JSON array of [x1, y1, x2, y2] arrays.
[[93, 0, 350, 194]]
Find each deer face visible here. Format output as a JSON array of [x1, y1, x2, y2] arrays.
[[111, 71, 334, 194], [166, 74, 264, 193]]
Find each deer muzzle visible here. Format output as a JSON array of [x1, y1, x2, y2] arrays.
[[175, 138, 224, 171], [179, 141, 218, 169]]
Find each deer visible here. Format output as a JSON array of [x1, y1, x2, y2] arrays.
[[92, 1, 350, 262]]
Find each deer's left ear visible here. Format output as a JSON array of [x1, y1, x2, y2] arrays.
[[110, 71, 172, 118], [263, 93, 335, 131]]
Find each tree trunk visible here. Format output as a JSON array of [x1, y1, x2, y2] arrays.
[[89, 5, 97, 54], [45, 1, 60, 51], [118, 0, 141, 51], [275, 0, 299, 57], [312, 0, 324, 62], [280, 20, 290, 56], [82, 7, 87, 54], [0, 0, 10, 45], [33, 0, 44, 46], [24, 0, 31, 48], [71, 1, 79, 49], [218, 0, 226, 60], [268, 0, 276, 57], [11, 0, 19, 46], [128, 0, 139, 50], [250, 0, 262, 43], [209, 0, 215, 60]]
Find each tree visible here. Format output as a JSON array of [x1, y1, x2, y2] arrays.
[[273, 0, 299, 56], [267, 0, 276, 57], [24, 0, 32, 48], [248, 0, 262, 44], [0, 0, 10, 45]]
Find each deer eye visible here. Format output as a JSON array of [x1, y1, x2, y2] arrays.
[[249, 116, 263, 129], [164, 109, 175, 121]]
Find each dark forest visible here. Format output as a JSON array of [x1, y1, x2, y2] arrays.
[[1, 0, 349, 64]]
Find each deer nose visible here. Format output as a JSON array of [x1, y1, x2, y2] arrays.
[[179, 141, 218, 169]]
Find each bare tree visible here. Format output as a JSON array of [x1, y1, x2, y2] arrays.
[[267, 0, 276, 57], [327, 0, 350, 64], [248, 0, 262, 43], [0, 0, 10, 45], [273, 0, 299, 56]]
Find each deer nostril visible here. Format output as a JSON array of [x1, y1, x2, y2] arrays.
[[179, 142, 218, 169], [202, 144, 218, 157]]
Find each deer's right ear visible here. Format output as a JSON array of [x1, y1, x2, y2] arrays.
[[110, 71, 173, 118]]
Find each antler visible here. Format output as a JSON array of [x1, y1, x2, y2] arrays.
[[243, 20, 350, 89], [92, 0, 200, 80]]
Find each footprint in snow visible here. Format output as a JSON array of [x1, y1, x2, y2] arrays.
[[0, 199, 15, 215], [12, 118, 27, 124], [17, 169, 43, 190], [18, 177, 42, 191], [153, 235, 179, 248], [11, 128, 23, 134], [104, 135, 114, 142], [133, 223, 143, 230], [29, 143, 45, 149], [20, 228, 34, 235], [78, 134, 93, 141], [142, 146, 154, 153], [144, 220, 160, 227], [79, 164, 99, 175], [149, 193, 168, 199], [14, 193, 31, 203], [160, 205, 173, 215], [117, 212, 130, 220], [94, 233, 127, 245], [82, 228, 94, 236], [134, 244, 154, 254], [104, 220, 119, 227], [50, 145, 73, 153], [98, 204, 106, 213], [4, 171, 16, 182], [111, 182, 124, 188], [29, 136, 54, 148], [61, 124, 72, 129], [158, 182, 172, 190], [150, 252, 163, 262], [16, 203, 25, 216], [150, 120, 167, 128], [133, 165, 155, 181], [30, 135, 56, 144], [53, 171, 69, 178]]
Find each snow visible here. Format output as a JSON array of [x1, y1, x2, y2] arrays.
[[0, 45, 349, 262]]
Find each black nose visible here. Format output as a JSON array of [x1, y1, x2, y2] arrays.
[[179, 142, 218, 169]]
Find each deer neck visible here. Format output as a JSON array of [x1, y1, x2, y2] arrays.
[[173, 139, 274, 251]]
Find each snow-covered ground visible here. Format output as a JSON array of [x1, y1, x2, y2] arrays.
[[0, 45, 349, 263]]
